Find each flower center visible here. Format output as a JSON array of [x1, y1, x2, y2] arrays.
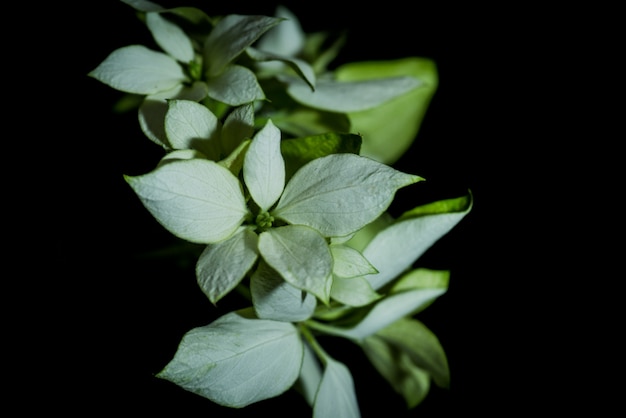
[[255, 211, 274, 230]]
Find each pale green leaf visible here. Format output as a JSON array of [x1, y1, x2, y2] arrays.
[[138, 97, 172, 147], [331, 244, 377, 278], [335, 57, 438, 164], [165, 100, 221, 159], [284, 76, 422, 112], [391, 268, 450, 294], [258, 225, 332, 303], [247, 46, 316, 91], [317, 288, 446, 341], [204, 14, 283, 76], [274, 153, 423, 237], [343, 212, 394, 252], [329, 247, 380, 304], [313, 357, 360, 418], [251, 260, 316, 322], [295, 341, 323, 407], [196, 229, 259, 304], [138, 82, 209, 147], [125, 159, 247, 243], [330, 275, 381, 307], [361, 335, 431, 408], [364, 194, 472, 290], [375, 318, 450, 388], [243, 119, 284, 211], [88, 45, 187, 95], [146, 11, 195, 63], [256, 5, 305, 58], [221, 103, 255, 157], [157, 311, 303, 408], [206, 65, 266, 105]]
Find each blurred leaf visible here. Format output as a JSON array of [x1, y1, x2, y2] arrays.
[[361, 334, 431, 408], [335, 57, 438, 164], [280, 132, 361, 179], [313, 357, 360, 418], [374, 317, 450, 388]]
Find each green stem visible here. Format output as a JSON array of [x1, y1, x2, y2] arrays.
[[304, 319, 345, 337], [299, 323, 330, 366]]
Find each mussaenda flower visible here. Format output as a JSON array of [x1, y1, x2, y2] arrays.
[[125, 119, 423, 305]]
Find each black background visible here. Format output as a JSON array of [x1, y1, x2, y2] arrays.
[[43, 0, 576, 415]]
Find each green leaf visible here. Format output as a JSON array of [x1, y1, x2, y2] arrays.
[[125, 159, 248, 244], [284, 76, 422, 112], [363, 193, 472, 290], [247, 46, 316, 90], [335, 57, 438, 164], [391, 268, 450, 294], [374, 318, 450, 388], [221, 103, 255, 157], [322, 287, 446, 340], [251, 260, 316, 322], [274, 153, 423, 237], [328, 243, 381, 306], [313, 357, 360, 418], [272, 108, 351, 139], [258, 225, 332, 304], [88, 45, 187, 95], [280, 132, 361, 180], [138, 82, 209, 147], [206, 65, 266, 105], [361, 334, 431, 408], [165, 100, 221, 159], [204, 14, 283, 77], [243, 119, 285, 211], [218, 139, 251, 175], [157, 311, 303, 408], [330, 275, 381, 307], [121, 0, 164, 12], [398, 191, 473, 220], [256, 5, 305, 58], [146, 11, 195, 63], [343, 212, 394, 252], [330, 244, 377, 278], [196, 229, 259, 304]]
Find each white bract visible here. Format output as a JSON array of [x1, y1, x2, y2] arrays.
[[126, 119, 422, 306]]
